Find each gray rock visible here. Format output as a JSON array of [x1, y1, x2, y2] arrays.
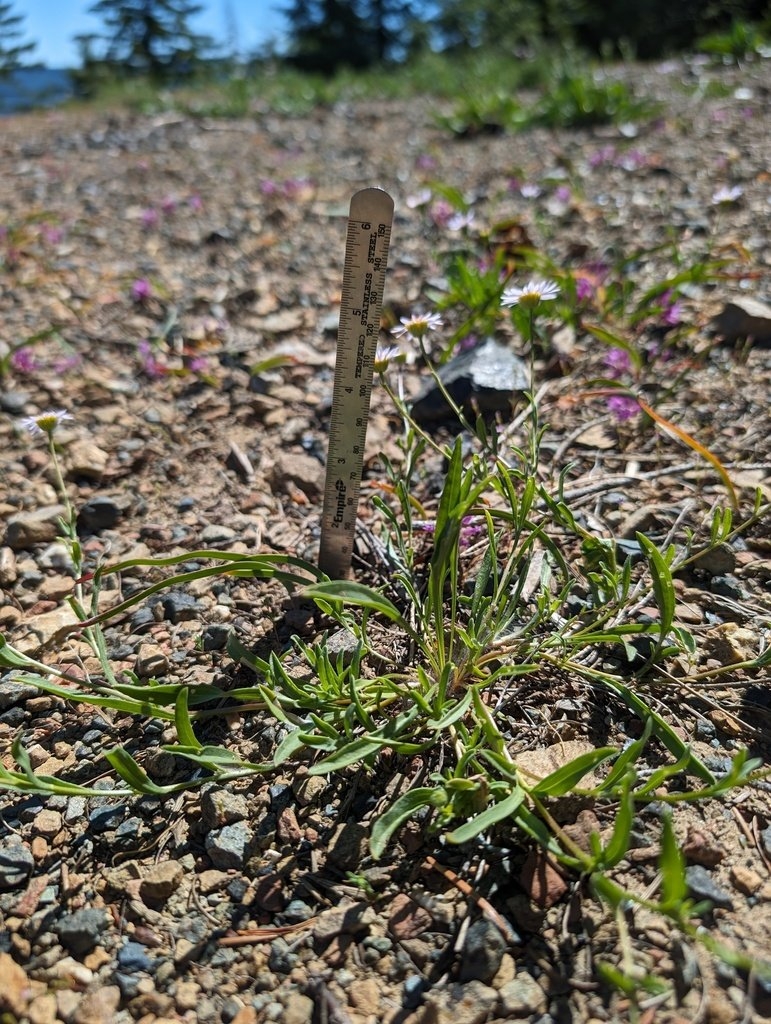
[[4, 505, 66, 550], [410, 337, 529, 425], [88, 803, 128, 832], [709, 575, 743, 600], [77, 496, 123, 532], [421, 979, 499, 1024], [685, 865, 734, 910], [0, 390, 31, 414], [55, 907, 109, 956], [497, 973, 549, 1017], [201, 786, 250, 829], [692, 543, 736, 577], [0, 839, 35, 890], [117, 940, 154, 973], [0, 679, 40, 711], [759, 826, 771, 860], [205, 821, 252, 869], [200, 523, 237, 545], [202, 623, 230, 651], [459, 917, 509, 982], [710, 296, 771, 344], [157, 591, 201, 623], [268, 937, 298, 974]]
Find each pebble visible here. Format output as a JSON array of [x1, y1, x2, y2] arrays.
[[4, 506, 66, 550], [387, 893, 433, 941], [458, 917, 508, 983], [268, 937, 298, 975], [70, 984, 120, 1024], [55, 907, 109, 956], [421, 979, 499, 1024], [77, 496, 123, 532], [201, 786, 250, 829], [729, 865, 762, 896], [130, 607, 156, 632], [702, 623, 756, 665], [134, 643, 169, 678], [158, 591, 201, 623], [0, 680, 40, 711], [65, 440, 108, 480], [202, 622, 230, 650], [691, 543, 736, 576], [497, 973, 549, 1016], [685, 865, 734, 910], [0, 839, 35, 890], [140, 860, 185, 903], [411, 337, 529, 425], [709, 575, 743, 600], [117, 940, 154, 973], [205, 821, 252, 869], [33, 809, 63, 838], [269, 450, 325, 500], [0, 950, 30, 1017], [88, 804, 127, 832], [200, 523, 237, 544], [0, 546, 17, 585]]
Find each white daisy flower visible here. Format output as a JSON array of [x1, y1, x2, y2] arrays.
[[391, 312, 444, 341], [501, 279, 560, 309], [20, 409, 74, 438]]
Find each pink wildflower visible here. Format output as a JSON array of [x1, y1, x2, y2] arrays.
[[131, 278, 152, 302], [141, 208, 159, 229]]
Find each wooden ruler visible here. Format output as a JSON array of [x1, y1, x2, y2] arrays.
[[318, 187, 394, 578]]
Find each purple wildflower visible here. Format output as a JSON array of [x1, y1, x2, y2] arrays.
[[660, 290, 684, 326], [429, 200, 453, 228], [138, 340, 165, 378], [575, 277, 595, 303], [188, 194, 203, 211], [141, 207, 159, 229], [607, 395, 639, 421], [131, 278, 152, 302], [413, 514, 484, 547], [41, 225, 64, 245], [10, 347, 39, 373], [604, 348, 632, 378]]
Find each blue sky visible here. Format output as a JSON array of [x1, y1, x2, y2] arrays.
[[23, 2, 287, 68]]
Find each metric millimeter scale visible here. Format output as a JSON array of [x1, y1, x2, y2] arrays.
[[318, 187, 394, 579]]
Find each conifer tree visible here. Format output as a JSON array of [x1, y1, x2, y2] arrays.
[[87, 0, 213, 80], [0, 2, 36, 76]]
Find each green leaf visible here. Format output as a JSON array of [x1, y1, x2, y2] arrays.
[[529, 747, 618, 797], [598, 780, 635, 868], [637, 533, 675, 640], [445, 786, 525, 845], [659, 812, 687, 908], [601, 717, 653, 792], [303, 581, 407, 627], [104, 747, 178, 796], [174, 689, 200, 750], [370, 787, 444, 859]]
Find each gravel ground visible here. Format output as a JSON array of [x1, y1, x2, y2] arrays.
[[1, 55, 771, 1024]]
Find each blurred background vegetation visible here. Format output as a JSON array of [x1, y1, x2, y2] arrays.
[[0, 0, 769, 113]]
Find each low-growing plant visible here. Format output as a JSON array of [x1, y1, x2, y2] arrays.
[[3, 261, 770, 1001]]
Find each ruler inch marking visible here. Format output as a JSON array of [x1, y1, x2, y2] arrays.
[[318, 187, 394, 579]]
